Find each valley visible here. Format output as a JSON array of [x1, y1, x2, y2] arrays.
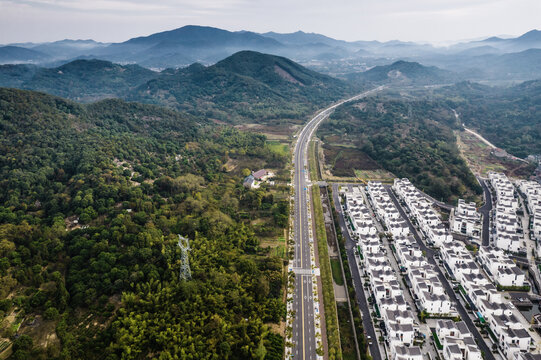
[[1, 20, 541, 360]]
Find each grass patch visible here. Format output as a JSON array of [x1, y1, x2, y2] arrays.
[[330, 259, 345, 286], [354, 169, 395, 183], [312, 185, 342, 359], [266, 141, 290, 157], [10, 314, 24, 333], [273, 244, 287, 259], [432, 331, 443, 350], [322, 143, 380, 177], [309, 140, 319, 181]]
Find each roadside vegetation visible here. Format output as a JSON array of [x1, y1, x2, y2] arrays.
[[311, 185, 342, 360], [309, 134, 342, 359]]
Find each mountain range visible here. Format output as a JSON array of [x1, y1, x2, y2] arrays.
[[0, 51, 355, 123], [2, 25, 541, 82]]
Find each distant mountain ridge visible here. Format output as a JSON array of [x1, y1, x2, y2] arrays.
[[97, 25, 284, 67], [0, 46, 50, 64], [348, 60, 456, 85], [2, 25, 541, 81]]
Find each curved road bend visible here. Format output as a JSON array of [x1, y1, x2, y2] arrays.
[[291, 87, 383, 360]]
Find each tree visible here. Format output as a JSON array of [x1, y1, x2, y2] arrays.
[[44, 307, 59, 320], [13, 334, 33, 352]]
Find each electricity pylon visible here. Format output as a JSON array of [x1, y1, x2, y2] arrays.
[[178, 235, 192, 281]]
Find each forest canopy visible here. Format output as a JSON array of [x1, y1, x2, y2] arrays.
[[0, 88, 289, 359]]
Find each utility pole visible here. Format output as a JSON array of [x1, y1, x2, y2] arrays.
[[178, 235, 192, 281]]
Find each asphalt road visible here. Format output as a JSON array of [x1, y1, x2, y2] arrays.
[[291, 88, 383, 360], [331, 184, 383, 360], [385, 187, 496, 360], [478, 178, 493, 246]]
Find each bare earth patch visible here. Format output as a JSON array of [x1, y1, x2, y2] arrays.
[[19, 316, 60, 353], [274, 65, 303, 85], [456, 130, 534, 178]]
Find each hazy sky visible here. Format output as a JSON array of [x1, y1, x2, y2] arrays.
[[1, 0, 540, 44]]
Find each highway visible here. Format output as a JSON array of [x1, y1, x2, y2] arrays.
[[291, 87, 383, 360]]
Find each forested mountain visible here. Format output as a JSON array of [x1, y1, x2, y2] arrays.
[[0, 52, 355, 124], [0, 64, 38, 87], [23, 59, 158, 102], [318, 97, 482, 202], [130, 51, 354, 123], [0, 60, 158, 102], [0, 88, 290, 359]]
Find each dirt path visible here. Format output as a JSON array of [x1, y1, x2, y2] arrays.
[[463, 127, 496, 149]]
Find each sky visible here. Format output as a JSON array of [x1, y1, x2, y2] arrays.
[[0, 0, 540, 45]]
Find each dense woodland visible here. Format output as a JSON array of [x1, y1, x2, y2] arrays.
[[434, 81, 541, 158], [0, 88, 290, 359], [318, 97, 482, 202]]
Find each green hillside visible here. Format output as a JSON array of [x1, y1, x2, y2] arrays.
[[318, 97, 482, 202], [436, 80, 541, 158], [23, 59, 159, 102], [130, 51, 354, 124], [348, 60, 455, 85], [0, 52, 355, 125], [0, 88, 289, 359]]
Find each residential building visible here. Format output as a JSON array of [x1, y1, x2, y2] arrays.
[[478, 246, 527, 288], [450, 199, 481, 238], [436, 320, 482, 360]]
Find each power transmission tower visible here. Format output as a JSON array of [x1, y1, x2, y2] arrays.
[[178, 235, 192, 281]]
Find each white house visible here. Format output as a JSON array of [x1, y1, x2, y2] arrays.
[[436, 320, 482, 360], [517, 180, 541, 241], [408, 266, 454, 315], [384, 309, 417, 349], [478, 246, 527, 288], [450, 199, 481, 238]]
